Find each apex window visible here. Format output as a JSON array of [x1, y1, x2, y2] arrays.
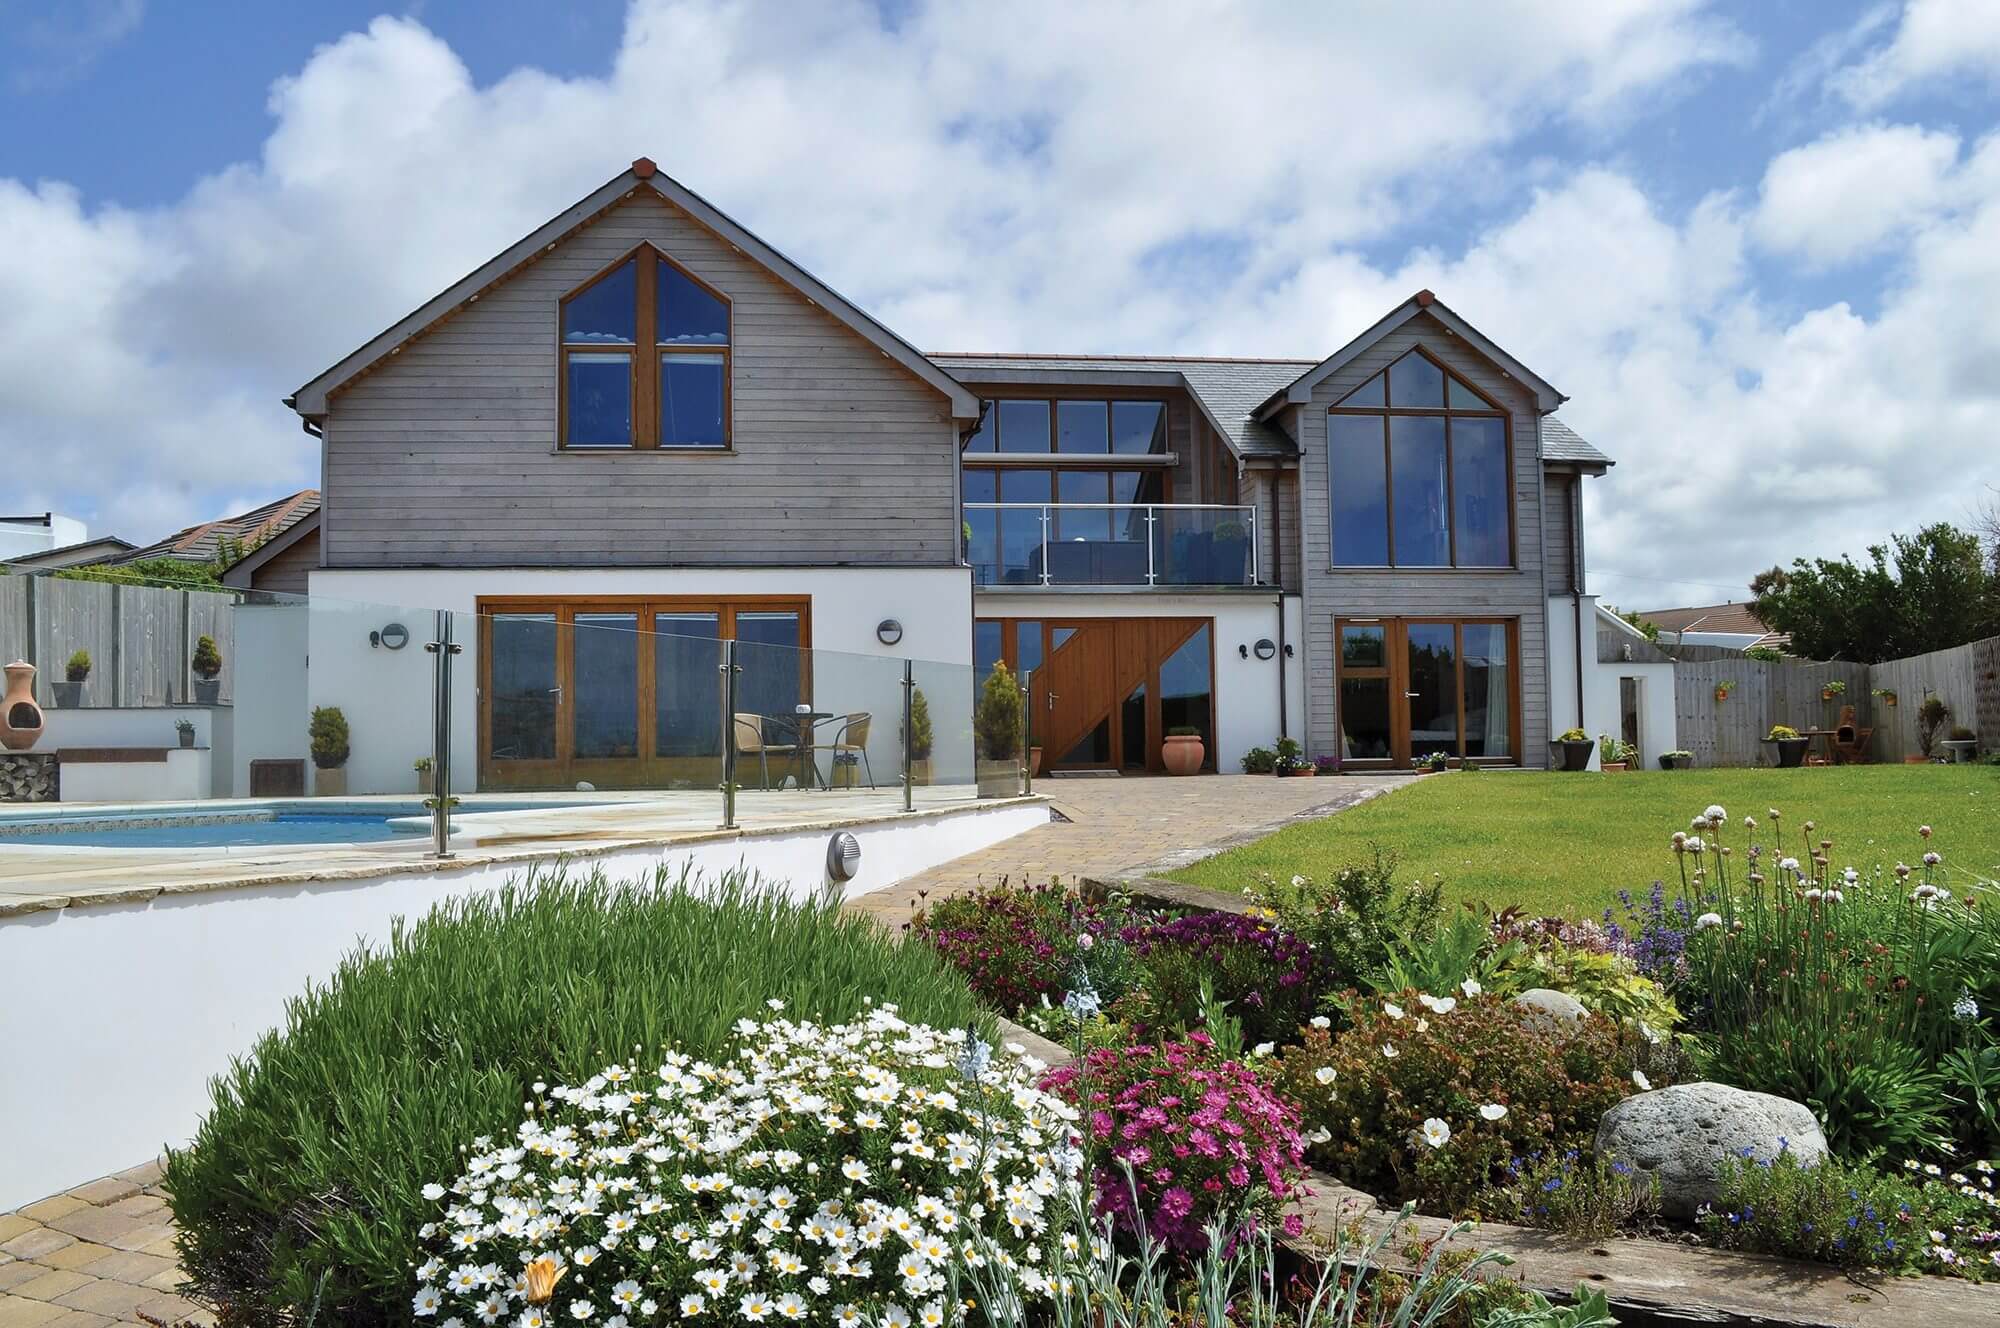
[[560, 247, 731, 450], [1327, 348, 1511, 567]]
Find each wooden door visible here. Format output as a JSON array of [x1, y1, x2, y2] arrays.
[[1035, 622, 1121, 769]]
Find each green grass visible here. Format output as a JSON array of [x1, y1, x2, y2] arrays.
[[164, 865, 985, 1326], [1169, 766, 2000, 919]]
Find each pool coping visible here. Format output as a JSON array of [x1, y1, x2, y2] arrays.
[[0, 795, 1050, 920]]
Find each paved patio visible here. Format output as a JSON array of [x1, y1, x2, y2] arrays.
[[0, 773, 1401, 1326]]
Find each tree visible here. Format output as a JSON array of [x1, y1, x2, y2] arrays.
[[1613, 608, 1659, 641], [1751, 522, 1996, 663]]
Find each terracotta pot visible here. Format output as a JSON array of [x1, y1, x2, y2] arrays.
[[1904, 754, 1931, 764], [1, 661, 44, 752], [1603, 761, 1628, 772], [1714, 688, 1730, 702], [1161, 734, 1204, 776], [1278, 764, 1315, 777], [1029, 746, 1043, 777]]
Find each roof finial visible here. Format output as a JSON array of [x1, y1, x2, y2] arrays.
[[1414, 289, 1435, 307], [631, 157, 657, 179]]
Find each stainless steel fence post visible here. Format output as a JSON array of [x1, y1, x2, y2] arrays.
[[1019, 668, 1033, 797], [901, 659, 915, 812], [719, 637, 740, 829], [425, 610, 461, 859]]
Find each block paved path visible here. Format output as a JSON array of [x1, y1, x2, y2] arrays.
[[0, 773, 1399, 1325]]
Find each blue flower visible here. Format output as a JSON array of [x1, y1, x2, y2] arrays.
[[1543, 1177, 1564, 1192]]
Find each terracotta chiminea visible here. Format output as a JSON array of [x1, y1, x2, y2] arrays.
[[1, 660, 45, 751]]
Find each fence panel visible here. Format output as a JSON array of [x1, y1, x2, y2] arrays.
[[1672, 657, 1871, 766], [1866, 640, 1982, 762], [187, 590, 235, 704], [0, 577, 244, 708]]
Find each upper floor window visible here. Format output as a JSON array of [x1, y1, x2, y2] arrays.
[[561, 248, 731, 450], [1327, 348, 1510, 568], [964, 398, 1168, 454]]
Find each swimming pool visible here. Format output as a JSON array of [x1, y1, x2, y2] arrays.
[[0, 801, 603, 850]]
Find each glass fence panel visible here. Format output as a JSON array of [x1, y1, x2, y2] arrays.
[[963, 504, 1257, 587], [1153, 506, 1257, 586]]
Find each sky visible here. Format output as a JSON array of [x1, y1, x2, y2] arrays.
[[2, 0, 1998, 610]]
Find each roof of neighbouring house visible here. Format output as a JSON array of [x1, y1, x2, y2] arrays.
[[111, 490, 320, 566], [1639, 602, 1768, 635], [2, 535, 137, 570], [927, 353, 1312, 461]]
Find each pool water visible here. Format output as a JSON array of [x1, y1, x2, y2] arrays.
[[0, 801, 603, 850]]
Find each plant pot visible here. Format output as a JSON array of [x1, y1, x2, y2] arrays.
[[907, 758, 932, 787], [1161, 734, 1205, 776], [1553, 739, 1594, 772], [975, 758, 1019, 797], [1767, 738, 1808, 769], [416, 769, 433, 795], [1658, 754, 1692, 770], [1029, 746, 1043, 778], [1713, 688, 1730, 702], [1905, 754, 1933, 764], [1602, 761, 1628, 772], [1, 661, 44, 752], [314, 765, 348, 797], [178, 730, 196, 750], [193, 678, 221, 705], [1277, 765, 1315, 777], [52, 681, 84, 709]]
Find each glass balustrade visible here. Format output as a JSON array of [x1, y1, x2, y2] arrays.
[[962, 503, 1259, 587]]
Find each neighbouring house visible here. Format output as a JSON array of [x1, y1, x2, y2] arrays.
[[244, 158, 1653, 791], [1639, 601, 1789, 653], [114, 489, 320, 573], [0, 513, 131, 570]]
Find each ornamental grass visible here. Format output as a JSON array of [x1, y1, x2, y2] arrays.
[[163, 865, 985, 1327]]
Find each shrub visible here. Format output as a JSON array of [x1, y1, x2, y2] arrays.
[[910, 879, 1134, 1015], [63, 648, 90, 682], [1243, 851, 1443, 998], [1917, 696, 1950, 757], [308, 704, 350, 769], [1120, 911, 1319, 1047], [192, 633, 223, 680], [1240, 746, 1277, 774], [1042, 1033, 1308, 1252], [1499, 1148, 1658, 1239], [164, 868, 986, 1326], [1766, 724, 1800, 741], [412, 1011, 1079, 1326], [1555, 728, 1588, 742], [1270, 994, 1634, 1214], [906, 685, 932, 760], [1699, 1150, 1998, 1282], [975, 662, 1022, 761]]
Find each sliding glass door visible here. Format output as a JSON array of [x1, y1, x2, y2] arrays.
[[1334, 617, 1518, 767]]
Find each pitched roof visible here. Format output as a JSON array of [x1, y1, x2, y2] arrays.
[[926, 353, 1312, 460], [1542, 417, 1612, 469], [1638, 602, 1769, 635], [1257, 290, 1566, 416], [2, 536, 136, 571], [112, 490, 320, 566], [291, 159, 978, 421]]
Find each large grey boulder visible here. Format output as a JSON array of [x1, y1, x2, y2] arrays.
[[1510, 988, 1588, 1038], [1594, 1081, 1827, 1218]]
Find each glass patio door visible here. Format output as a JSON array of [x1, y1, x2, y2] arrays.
[[1334, 618, 1517, 767], [487, 611, 563, 784]]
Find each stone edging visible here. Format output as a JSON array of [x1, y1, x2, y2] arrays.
[[1004, 900, 2000, 1327]]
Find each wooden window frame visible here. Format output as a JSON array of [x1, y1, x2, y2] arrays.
[[1332, 615, 1521, 768], [1326, 346, 1515, 570], [558, 244, 734, 452]]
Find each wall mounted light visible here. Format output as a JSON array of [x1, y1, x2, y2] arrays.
[[1253, 638, 1277, 661], [1284, 643, 1295, 658], [876, 619, 904, 646], [1237, 643, 1249, 659], [371, 622, 410, 650]]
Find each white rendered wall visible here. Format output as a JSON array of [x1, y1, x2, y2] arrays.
[[0, 514, 86, 561], [231, 603, 310, 796], [1547, 597, 1680, 770], [0, 797, 1044, 1210], [307, 568, 975, 796], [57, 749, 211, 802], [971, 592, 1296, 771]]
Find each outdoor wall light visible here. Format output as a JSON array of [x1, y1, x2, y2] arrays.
[[876, 619, 904, 646], [1238, 643, 1248, 659], [1253, 638, 1278, 660], [371, 622, 410, 650]]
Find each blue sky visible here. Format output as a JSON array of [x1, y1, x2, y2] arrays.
[[2, 0, 1997, 609]]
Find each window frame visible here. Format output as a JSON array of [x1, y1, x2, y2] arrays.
[[1325, 346, 1515, 569], [558, 243, 734, 452]]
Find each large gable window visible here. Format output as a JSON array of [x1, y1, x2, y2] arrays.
[[1328, 348, 1510, 567], [561, 248, 731, 449]]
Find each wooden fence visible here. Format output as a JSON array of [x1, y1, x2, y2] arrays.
[[0, 575, 237, 707], [1672, 635, 2000, 765]]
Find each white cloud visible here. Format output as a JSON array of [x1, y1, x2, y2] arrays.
[[1751, 122, 1962, 266], [1830, 0, 2000, 109]]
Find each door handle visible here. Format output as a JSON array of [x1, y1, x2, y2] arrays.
[[1047, 692, 1059, 709], [1404, 691, 1421, 698], [548, 687, 564, 701]]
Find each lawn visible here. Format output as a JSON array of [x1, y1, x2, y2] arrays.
[[1169, 765, 2000, 919]]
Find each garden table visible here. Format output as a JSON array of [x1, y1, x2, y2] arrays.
[[768, 710, 837, 788]]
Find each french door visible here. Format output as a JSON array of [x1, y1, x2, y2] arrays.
[[1334, 617, 1518, 767], [479, 597, 808, 790]]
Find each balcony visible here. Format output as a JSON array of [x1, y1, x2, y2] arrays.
[[964, 503, 1260, 589]]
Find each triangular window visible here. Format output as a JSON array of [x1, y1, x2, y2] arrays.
[[1337, 372, 1386, 408]]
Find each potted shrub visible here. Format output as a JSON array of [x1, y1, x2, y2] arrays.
[[53, 649, 89, 708], [1552, 726, 1593, 771], [1764, 723, 1808, 768], [1872, 687, 1898, 707], [1413, 750, 1450, 774], [1240, 745, 1277, 774], [1598, 735, 1631, 771], [1713, 679, 1735, 703], [1942, 724, 1979, 763], [1657, 749, 1693, 770], [1915, 695, 1950, 762], [1161, 724, 1204, 776], [175, 719, 196, 749], [1273, 737, 1313, 776], [310, 705, 351, 796], [1820, 678, 1847, 703], [414, 755, 434, 795], [191, 634, 223, 704], [1209, 518, 1249, 584], [904, 686, 933, 786], [974, 663, 1023, 795]]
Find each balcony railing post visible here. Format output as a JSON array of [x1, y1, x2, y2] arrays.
[[1250, 507, 1261, 586], [1039, 506, 1051, 586], [1145, 506, 1158, 585]]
